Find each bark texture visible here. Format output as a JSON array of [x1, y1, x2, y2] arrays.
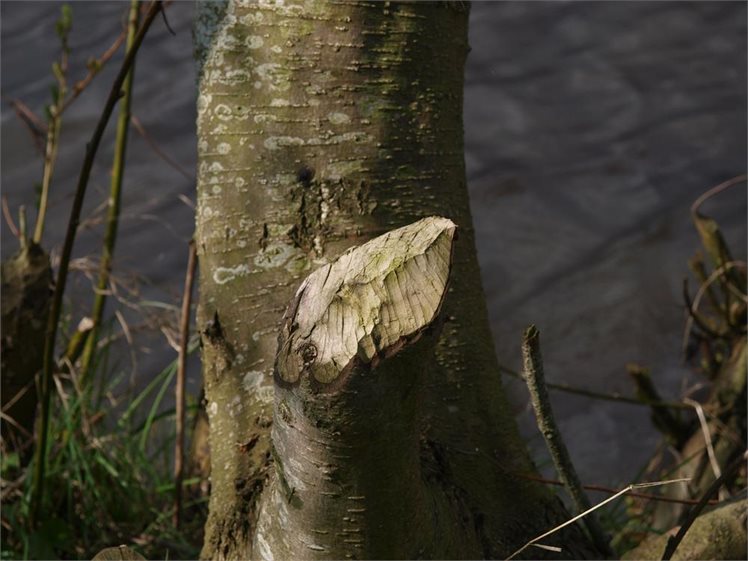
[[194, 2, 596, 559]]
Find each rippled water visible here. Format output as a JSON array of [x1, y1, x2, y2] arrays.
[[2, 1, 745, 486]]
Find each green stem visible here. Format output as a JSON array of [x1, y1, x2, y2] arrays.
[[521, 325, 614, 559], [32, 82, 65, 244], [78, 0, 141, 388], [30, 0, 163, 527]]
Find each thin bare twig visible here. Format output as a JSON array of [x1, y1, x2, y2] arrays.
[[661, 450, 747, 560], [174, 239, 197, 529], [499, 364, 691, 410], [515, 472, 718, 506], [177, 194, 195, 209], [160, 6, 176, 35], [521, 325, 613, 558], [1, 380, 34, 414], [6, 27, 125, 152], [0, 412, 33, 440], [59, 31, 127, 115], [4, 98, 47, 152], [131, 115, 194, 180], [2, 196, 19, 237], [5, 97, 47, 133]]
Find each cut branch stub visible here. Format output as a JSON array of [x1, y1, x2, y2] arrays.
[[275, 216, 456, 387], [260, 216, 460, 559]]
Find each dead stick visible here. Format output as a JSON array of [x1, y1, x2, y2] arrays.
[[521, 325, 614, 558], [174, 239, 197, 529]]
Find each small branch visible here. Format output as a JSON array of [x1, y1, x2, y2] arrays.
[[174, 239, 197, 529], [6, 23, 126, 149], [160, 5, 177, 35], [130, 115, 193, 180], [30, 0, 164, 526], [514, 471, 718, 506], [661, 450, 747, 561], [5, 98, 47, 152], [521, 325, 614, 558], [498, 364, 691, 410], [59, 30, 127, 115]]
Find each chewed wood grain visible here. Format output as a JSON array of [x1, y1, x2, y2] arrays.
[[276, 216, 456, 385]]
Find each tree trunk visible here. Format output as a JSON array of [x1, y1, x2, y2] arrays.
[[194, 1, 598, 559]]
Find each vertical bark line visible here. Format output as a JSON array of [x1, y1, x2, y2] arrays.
[[195, 1, 596, 559]]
